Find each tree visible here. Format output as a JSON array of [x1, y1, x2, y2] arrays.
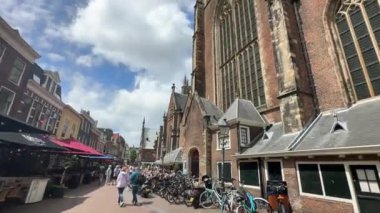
[[129, 149, 137, 164]]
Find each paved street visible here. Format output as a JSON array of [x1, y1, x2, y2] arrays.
[[3, 183, 219, 213]]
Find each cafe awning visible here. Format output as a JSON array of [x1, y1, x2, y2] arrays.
[[0, 114, 49, 134], [80, 155, 117, 160], [52, 138, 102, 155], [162, 148, 183, 165], [0, 132, 66, 150]]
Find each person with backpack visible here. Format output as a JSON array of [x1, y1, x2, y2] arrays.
[[130, 167, 142, 205]]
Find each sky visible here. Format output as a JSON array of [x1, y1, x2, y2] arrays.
[[0, 0, 195, 147]]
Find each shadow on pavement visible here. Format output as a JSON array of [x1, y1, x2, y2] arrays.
[[2, 183, 102, 213], [139, 201, 154, 205]]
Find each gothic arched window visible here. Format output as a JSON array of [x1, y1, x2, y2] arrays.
[[218, 0, 265, 111], [335, 0, 380, 100]]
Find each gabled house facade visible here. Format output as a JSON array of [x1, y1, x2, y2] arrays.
[[55, 104, 81, 140], [0, 17, 40, 121], [25, 66, 64, 134]]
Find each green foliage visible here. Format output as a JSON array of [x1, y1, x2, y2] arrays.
[[63, 155, 79, 170], [129, 149, 137, 163]]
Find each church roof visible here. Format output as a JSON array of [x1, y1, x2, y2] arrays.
[[199, 97, 223, 125], [218, 98, 267, 127], [238, 123, 298, 157], [292, 97, 380, 152], [174, 92, 187, 110]]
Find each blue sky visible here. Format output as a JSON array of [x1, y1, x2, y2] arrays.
[[1, 0, 195, 147]]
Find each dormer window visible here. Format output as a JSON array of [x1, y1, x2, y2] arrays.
[[263, 132, 273, 141], [33, 74, 41, 84], [46, 77, 52, 90], [239, 126, 250, 148], [331, 121, 347, 133]]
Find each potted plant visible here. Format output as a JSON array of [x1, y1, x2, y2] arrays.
[[44, 183, 66, 198], [60, 155, 79, 186]]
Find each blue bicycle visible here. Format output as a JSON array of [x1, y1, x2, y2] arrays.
[[234, 188, 272, 213]]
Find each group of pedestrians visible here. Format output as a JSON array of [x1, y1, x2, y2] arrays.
[[105, 165, 120, 185], [101, 165, 143, 208]]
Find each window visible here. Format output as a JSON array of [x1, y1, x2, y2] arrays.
[[0, 44, 5, 62], [217, 0, 265, 110], [46, 78, 52, 91], [298, 163, 352, 200], [217, 162, 232, 182], [217, 129, 230, 149], [355, 168, 380, 193], [8, 58, 26, 85], [239, 161, 259, 186], [0, 87, 15, 115], [239, 126, 250, 147], [298, 164, 323, 195], [321, 164, 351, 199], [335, 0, 380, 99], [267, 161, 283, 181], [33, 74, 41, 84], [27, 100, 43, 127]]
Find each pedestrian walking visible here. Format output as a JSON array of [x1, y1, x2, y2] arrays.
[[130, 167, 142, 205], [116, 167, 130, 207], [105, 165, 112, 185], [112, 165, 120, 185], [98, 164, 105, 185]]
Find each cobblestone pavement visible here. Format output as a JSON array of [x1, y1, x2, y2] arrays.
[[3, 183, 219, 213]]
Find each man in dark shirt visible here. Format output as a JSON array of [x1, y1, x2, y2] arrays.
[[129, 167, 141, 205]]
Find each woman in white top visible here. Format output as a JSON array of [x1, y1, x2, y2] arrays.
[[105, 165, 112, 185], [116, 167, 130, 207]]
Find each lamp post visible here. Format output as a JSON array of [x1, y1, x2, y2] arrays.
[[161, 148, 166, 169], [218, 120, 229, 190]]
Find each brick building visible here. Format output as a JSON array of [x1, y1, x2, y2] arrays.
[[55, 104, 81, 140], [138, 118, 157, 165], [156, 0, 380, 212], [0, 17, 40, 121], [25, 68, 64, 134]]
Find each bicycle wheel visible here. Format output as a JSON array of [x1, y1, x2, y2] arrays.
[[278, 202, 286, 213], [253, 197, 273, 213], [183, 192, 193, 207], [199, 191, 216, 209], [235, 205, 250, 213]]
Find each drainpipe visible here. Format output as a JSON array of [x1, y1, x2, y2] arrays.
[[258, 157, 266, 198]]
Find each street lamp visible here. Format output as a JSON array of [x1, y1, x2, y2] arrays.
[[161, 148, 166, 169], [218, 119, 229, 190]]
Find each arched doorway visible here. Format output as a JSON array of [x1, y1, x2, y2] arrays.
[[189, 148, 199, 177]]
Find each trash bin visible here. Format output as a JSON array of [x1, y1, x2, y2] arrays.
[[266, 180, 290, 212]]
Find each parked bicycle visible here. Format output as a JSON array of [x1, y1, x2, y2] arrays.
[[234, 180, 272, 213], [198, 178, 237, 212]]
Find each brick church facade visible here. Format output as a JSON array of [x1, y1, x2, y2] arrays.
[[155, 1, 380, 212]]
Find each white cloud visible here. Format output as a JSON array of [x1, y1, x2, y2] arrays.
[[0, 0, 50, 31], [76, 54, 102, 67], [1, 0, 195, 148], [64, 0, 193, 83], [178, 0, 196, 14], [46, 52, 65, 62], [64, 73, 171, 147]]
